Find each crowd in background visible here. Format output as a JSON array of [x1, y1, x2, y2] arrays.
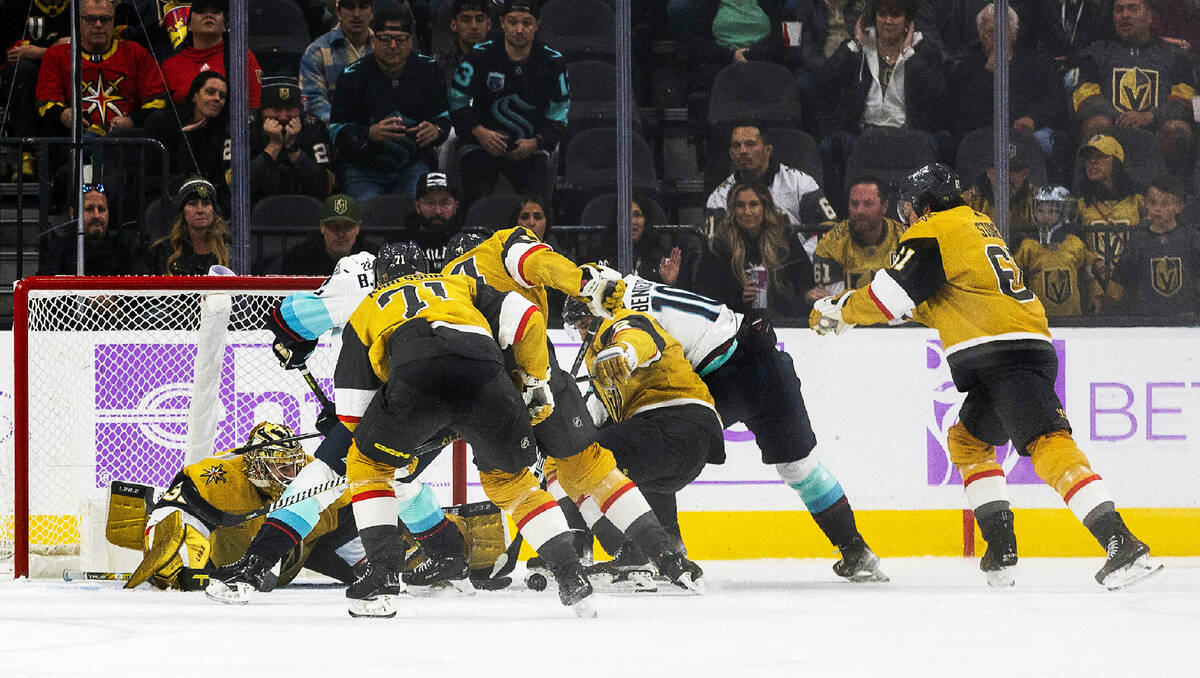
[[1, 0, 1198, 321]]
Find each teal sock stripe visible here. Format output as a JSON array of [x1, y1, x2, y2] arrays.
[[398, 483, 444, 533], [788, 463, 845, 514]]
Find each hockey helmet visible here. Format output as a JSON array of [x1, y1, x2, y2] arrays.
[[374, 241, 428, 289], [1032, 185, 1075, 227], [243, 422, 307, 497], [446, 230, 486, 259], [897, 163, 963, 224], [561, 296, 596, 343]]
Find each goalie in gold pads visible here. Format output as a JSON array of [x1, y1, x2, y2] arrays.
[[810, 163, 1162, 591], [125, 422, 348, 591]]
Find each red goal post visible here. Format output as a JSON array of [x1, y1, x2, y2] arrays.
[[3, 276, 468, 578]]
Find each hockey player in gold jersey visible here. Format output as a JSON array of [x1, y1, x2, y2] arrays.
[[444, 226, 705, 592], [561, 299, 721, 589], [126, 422, 357, 591], [810, 163, 1162, 590], [1013, 185, 1096, 317]]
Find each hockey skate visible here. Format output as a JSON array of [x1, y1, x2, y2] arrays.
[[402, 552, 473, 596], [1095, 532, 1163, 591], [584, 542, 657, 593], [204, 554, 278, 605], [346, 560, 402, 618], [549, 561, 597, 618], [654, 548, 705, 594], [978, 509, 1018, 588], [833, 540, 889, 583]]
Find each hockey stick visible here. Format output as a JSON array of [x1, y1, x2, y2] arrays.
[[298, 364, 334, 412], [235, 431, 322, 455], [64, 569, 131, 582], [215, 431, 460, 527]]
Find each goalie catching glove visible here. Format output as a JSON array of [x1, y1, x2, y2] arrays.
[[577, 264, 625, 319], [809, 293, 855, 336], [593, 342, 638, 389], [519, 372, 555, 425]]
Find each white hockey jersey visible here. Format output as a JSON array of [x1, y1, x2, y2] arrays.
[[277, 251, 376, 340], [621, 275, 743, 373]]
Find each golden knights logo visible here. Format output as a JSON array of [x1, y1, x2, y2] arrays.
[[1084, 224, 1127, 268], [334, 197, 349, 215], [200, 464, 228, 485], [81, 72, 127, 126], [1042, 269, 1072, 305], [1150, 256, 1182, 297], [35, 0, 70, 17], [1113, 67, 1158, 112]]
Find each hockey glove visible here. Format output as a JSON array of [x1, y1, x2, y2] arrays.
[[810, 293, 855, 336], [578, 264, 625, 319], [520, 373, 555, 426], [593, 342, 638, 389], [265, 301, 318, 369], [315, 404, 338, 435]]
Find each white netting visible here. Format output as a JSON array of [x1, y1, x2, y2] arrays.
[[1, 280, 458, 577]]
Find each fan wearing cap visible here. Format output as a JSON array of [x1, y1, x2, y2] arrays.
[[447, 0, 570, 208], [961, 145, 1037, 246], [143, 176, 233, 276], [1075, 133, 1144, 314], [301, 0, 375, 124], [249, 75, 333, 202], [437, 0, 492, 87], [280, 194, 381, 276], [160, 0, 264, 108], [394, 171, 467, 270], [329, 8, 451, 202]]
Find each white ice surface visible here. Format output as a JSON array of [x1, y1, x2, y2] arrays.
[[2, 557, 1197, 678]]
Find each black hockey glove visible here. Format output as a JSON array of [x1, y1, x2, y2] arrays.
[[265, 301, 318, 370]]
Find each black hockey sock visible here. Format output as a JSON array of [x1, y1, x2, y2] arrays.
[[359, 525, 403, 569], [557, 496, 593, 559], [243, 518, 302, 568], [591, 516, 626, 556], [1083, 505, 1127, 547], [537, 531, 581, 569], [811, 496, 864, 551], [413, 517, 464, 559]]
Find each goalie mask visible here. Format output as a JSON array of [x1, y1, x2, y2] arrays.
[[1032, 185, 1075, 245], [243, 422, 307, 497], [374, 241, 428, 289]]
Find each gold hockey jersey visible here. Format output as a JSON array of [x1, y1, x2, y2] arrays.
[[841, 205, 1051, 369], [583, 308, 716, 422], [812, 218, 906, 290], [1013, 233, 1094, 317], [336, 271, 548, 427], [156, 452, 342, 567]]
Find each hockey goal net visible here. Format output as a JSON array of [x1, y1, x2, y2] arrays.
[[3, 276, 467, 578]]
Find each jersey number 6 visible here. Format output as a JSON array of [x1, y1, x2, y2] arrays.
[[985, 244, 1035, 302]]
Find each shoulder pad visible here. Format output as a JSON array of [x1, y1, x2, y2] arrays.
[[334, 251, 376, 276]]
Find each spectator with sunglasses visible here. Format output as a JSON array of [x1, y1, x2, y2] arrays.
[[301, 0, 375, 124], [37, 183, 139, 276]]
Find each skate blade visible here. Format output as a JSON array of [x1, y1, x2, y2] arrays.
[[673, 572, 706, 595], [571, 597, 598, 619], [204, 580, 252, 605], [348, 595, 397, 618], [845, 569, 890, 583], [984, 567, 1016, 588], [589, 569, 659, 593], [1103, 556, 1164, 591]]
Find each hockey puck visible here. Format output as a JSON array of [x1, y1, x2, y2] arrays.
[[525, 572, 548, 591]]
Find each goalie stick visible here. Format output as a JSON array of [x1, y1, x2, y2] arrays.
[[215, 431, 460, 527]]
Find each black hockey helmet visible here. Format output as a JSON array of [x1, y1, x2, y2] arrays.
[[897, 163, 963, 223], [446, 230, 486, 259], [374, 241, 428, 289]]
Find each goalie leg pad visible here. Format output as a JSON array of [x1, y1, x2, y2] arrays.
[[479, 468, 569, 553], [106, 481, 154, 551], [127, 510, 185, 590]]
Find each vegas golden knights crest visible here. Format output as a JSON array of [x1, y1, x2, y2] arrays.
[[1151, 256, 1182, 297], [1087, 227, 1127, 267], [35, 0, 69, 17], [1113, 67, 1159, 112], [1042, 269, 1072, 306], [334, 197, 349, 215]]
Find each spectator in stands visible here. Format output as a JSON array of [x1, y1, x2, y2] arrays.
[[279, 193, 381, 275], [683, 0, 787, 95], [1152, 0, 1200, 50], [591, 196, 686, 286], [448, 0, 569, 208], [1075, 133, 1144, 313], [962, 150, 1038, 245], [1019, 0, 1113, 64], [37, 183, 138, 275], [1072, 0, 1196, 176], [143, 176, 233, 275], [1110, 175, 1200, 318], [806, 175, 904, 303], [694, 182, 816, 317], [35, 0, 167, 136], [250, 75, 333, 203], [707, 123, 838, 238], [948, 4, 1067, 169], [438, 0, 491, 86], [816, 0, 945, 212], [300, 0, 374, 124], [1013, 184, 1094, 318], [330, 8, 450, 202], [1, 0, 72, 177], [143, 72, 230, 203], [395, 171, 464, 270], [161, 0, 263, 109]]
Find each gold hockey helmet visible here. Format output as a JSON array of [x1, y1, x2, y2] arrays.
[[243, 422, 307, 496]]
